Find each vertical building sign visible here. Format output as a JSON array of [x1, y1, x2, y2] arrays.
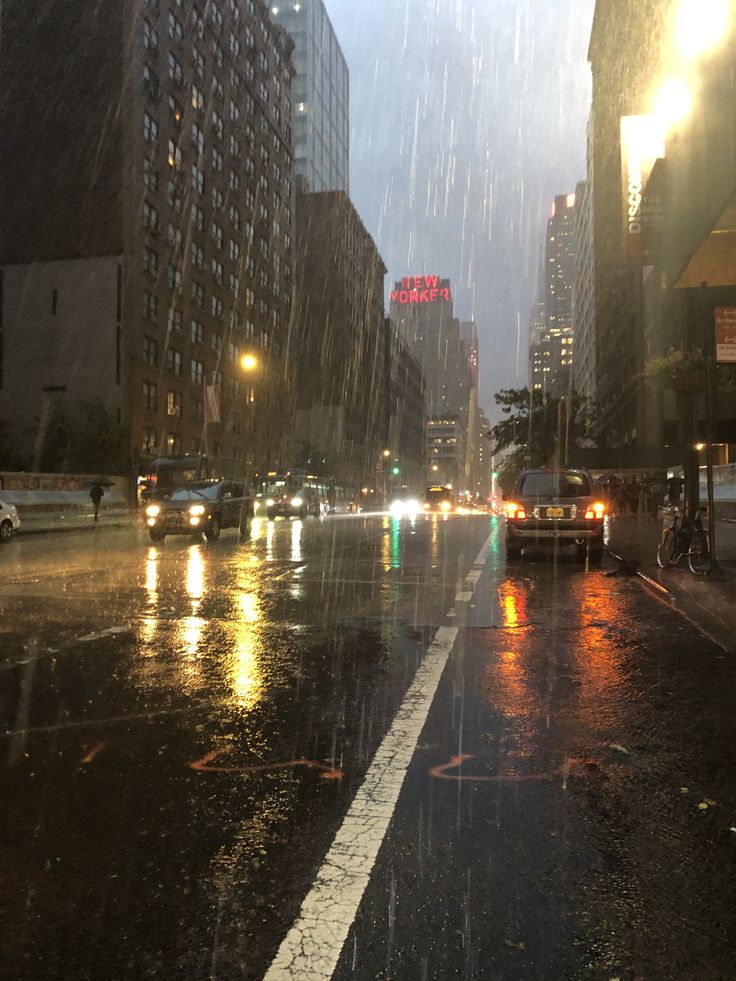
[[715, 307, 736, 363], [205, 383, 220, 423], [620, 115, 665, 258]]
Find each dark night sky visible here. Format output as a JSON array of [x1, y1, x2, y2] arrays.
[[327, 0, 595, 419]]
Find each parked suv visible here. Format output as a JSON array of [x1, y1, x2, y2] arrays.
[[144, 480, 254, 543], [505, 468, 605, 561]]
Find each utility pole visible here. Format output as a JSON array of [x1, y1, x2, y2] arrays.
[[702, 283, 724, 579]]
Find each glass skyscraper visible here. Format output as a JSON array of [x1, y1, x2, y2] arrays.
[[269, 0, 349, 192]]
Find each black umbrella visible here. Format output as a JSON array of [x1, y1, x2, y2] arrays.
[[85, 477, 115, 487]]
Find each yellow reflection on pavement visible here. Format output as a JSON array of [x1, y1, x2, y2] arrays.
[[291, 519, 303, 562], [187, 548, 205, 612]]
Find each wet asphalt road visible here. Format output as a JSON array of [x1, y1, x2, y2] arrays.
[[1, 514, 735, 980]]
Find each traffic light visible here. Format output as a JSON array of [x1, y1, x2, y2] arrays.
[[391, 466, 400, 476]]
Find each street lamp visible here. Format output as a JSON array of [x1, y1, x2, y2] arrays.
[[241, 353, 258, 372], [675, 0, 730, 60], [654, 77, 693, 127]]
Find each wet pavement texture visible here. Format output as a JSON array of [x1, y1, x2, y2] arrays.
[[1, 515, 735, 980]]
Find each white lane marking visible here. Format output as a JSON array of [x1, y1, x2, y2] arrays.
[[264, 531, 492, 981], [455, 591, 473, 604]]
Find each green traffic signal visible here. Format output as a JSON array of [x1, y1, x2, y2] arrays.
[[391, 467, 400, 475]]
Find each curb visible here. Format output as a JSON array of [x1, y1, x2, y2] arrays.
[[16, 517, 139, 537], [604, 543, 732, 655]]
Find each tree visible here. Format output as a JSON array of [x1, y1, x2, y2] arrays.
[[491, 387, 590, 478]]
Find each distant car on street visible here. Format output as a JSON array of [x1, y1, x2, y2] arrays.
[[0, 500, 21, 542], [423, 485, 455, 513], [144, 479, 253, 543], [505, 468, 605, 561]]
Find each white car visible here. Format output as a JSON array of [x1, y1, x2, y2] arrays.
[[0, 500, 21, 542]]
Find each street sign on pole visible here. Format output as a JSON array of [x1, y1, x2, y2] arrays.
[[714, 306, 736, 363]]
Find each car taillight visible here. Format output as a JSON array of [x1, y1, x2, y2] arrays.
[[506, 502, 527, 520], [585, 501, 606, 519]]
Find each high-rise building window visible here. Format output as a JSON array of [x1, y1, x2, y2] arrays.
[[167, 265, 182, 291], [168, 53, 183, 86], [212, 110, 224, 140], [166, 433, 182, 456], [142, 427, 158, 454], [192, 281, 204, 308], [211, 258, 223, 284], [143, 290, 157, 320], [211, 221, 223, 249], [191, 241, 205, 269], [192, 123, 204, 155], [194, 400, 204, 423], [143, 20, 158, 50], [142, 380, 157, 411], [143, 112, 158, 144], [143, 64, 159, 98], [191, 164, 204, 194], [230, 99, 240, 124], [212, 75, 224, 101], [191, 320, 204, 345], [212, 147, 223, 172], [192, 204, 204, 231], [143, 335, 158, 366], [192, 45, 204, 78], [191, 359, 204, 384], [167, 222, 182, 250], [192, 85, 204, 111], [143, 246, 158, 275], [229, 240, 239, 261], [168, 95, 184, 128], [166, 349, 183, 376], [212, 187, 224, 210], [211, 295, 223, 320], [167, 391, 183, 417], [168, 140, 182, 170], [168, 307, 183, 333], [143, 158, 159, 192], [229, 205, 240, 229], [168, 12, 183, 42]]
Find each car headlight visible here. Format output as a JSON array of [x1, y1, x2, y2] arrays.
[[146, 504, 160, 517], [291, 497, 303, 507], [441, 501, 451, 512], [189, 504, 206, 516], [390, 500, 405, 515], [266, 498, 275, 507]]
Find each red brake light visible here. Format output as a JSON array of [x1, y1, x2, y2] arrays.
[[506, 502, 527, 520], [585, 501, 606, 519]]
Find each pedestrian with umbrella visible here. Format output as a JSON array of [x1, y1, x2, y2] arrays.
[[88, 477, 113, 522]]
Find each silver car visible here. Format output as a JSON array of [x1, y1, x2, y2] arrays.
[[0, 500, 21, 542]]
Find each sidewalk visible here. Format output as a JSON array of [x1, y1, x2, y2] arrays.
[[606, 514, 736, 654], [15, 508, 139, 536]]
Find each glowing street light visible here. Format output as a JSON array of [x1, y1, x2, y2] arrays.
[[654, 77, 693, 126], [675, 0, 730, 59], [241, 353, 258, 371]]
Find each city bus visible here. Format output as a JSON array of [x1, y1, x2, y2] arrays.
[[254, 469, 360, 519], [423, 485, 455, 513]]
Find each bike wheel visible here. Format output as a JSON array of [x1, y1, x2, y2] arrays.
[[656, 526, 680, 568], [688, 529, 710, 574]]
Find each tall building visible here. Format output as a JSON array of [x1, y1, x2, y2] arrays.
[[527, 286, 548, 393], [0, 0, 295, 478], [573, 175, 596, 417], [389, 276, 476, 491], [544, 193, 577, 397], [291, 190, 387, 486], [269, 0, 349, 193], [385, 321, 426, 492]]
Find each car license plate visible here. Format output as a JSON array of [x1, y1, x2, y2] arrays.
[[547, 506, 564, 518]]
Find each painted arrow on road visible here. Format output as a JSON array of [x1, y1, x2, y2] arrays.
[[190, 748, 344, 780]]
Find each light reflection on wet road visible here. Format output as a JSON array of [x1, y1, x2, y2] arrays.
[[1, 515, 735, 979]]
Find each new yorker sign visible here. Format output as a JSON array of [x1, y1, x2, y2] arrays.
[[390, 276, 451, 305]]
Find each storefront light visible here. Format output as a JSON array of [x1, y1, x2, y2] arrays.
[[654, 77, 693, 126], [675, 0, 729, 59]]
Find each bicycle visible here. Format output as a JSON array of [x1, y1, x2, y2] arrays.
[[656, 506, 710, 574]]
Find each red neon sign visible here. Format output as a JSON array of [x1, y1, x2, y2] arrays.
[[390, 276, 451, 306]]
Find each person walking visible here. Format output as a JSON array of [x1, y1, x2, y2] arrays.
[[90, 483, 104, 522]]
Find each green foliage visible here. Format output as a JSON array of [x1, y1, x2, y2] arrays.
[[491, 387, 590, 469], [7, 399, 130, 475]]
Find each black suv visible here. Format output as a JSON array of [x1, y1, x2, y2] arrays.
[[144, 480, 254, 543], [505, 468, 605, 561]]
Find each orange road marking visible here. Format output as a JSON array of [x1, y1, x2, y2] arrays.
[[190, 748, 344, 780], [80, 741, 107, 765], [430, 753, 585, 784]]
